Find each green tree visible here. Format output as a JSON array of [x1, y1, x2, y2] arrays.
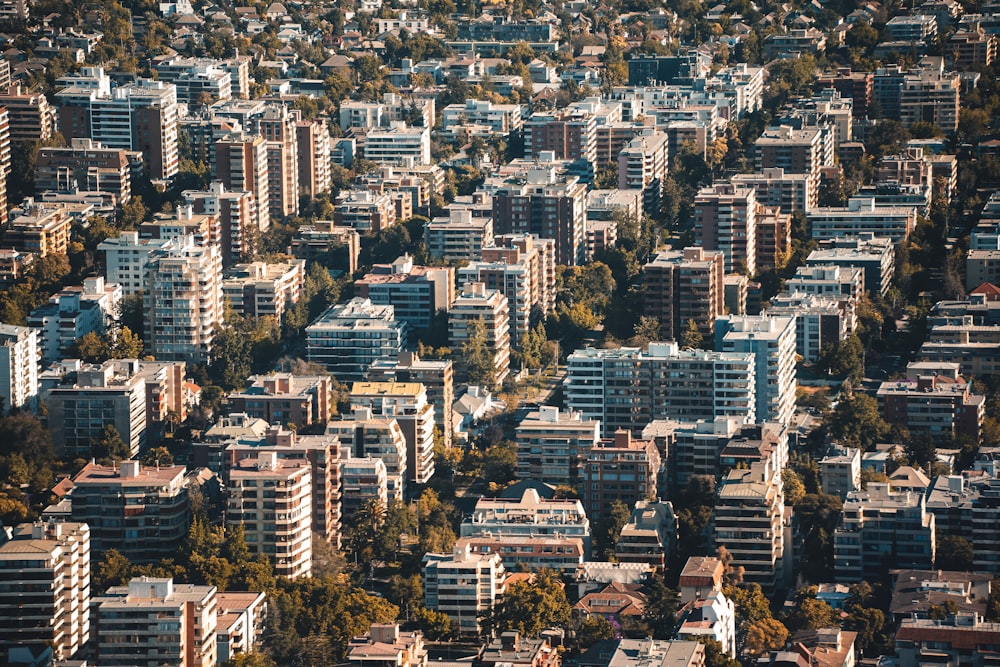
[[90, 424, 131, 461], [69, 331, 111, 363], [818, 334, 864, 385], [483, 569, 572, 637], [782, 468, 806, 505], [783, 591, 839, 633], [936, 535, 974, 571], [681, 319, 704, 349], [577, 615, 615, 647], [95, 548, 133, 590], [724, 583, 773, 655], [595, 500, 632, 560], [745, 618, 788, 657], [461, 319, 498, 388], [700, 638, 739, 667], [112, 326, 144, 359], [644, 572, 681, 639], [824, 393, 891, 451]]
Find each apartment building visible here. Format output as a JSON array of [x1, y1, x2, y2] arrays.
[[492, 166, 588, 265], [364, 123, 432, 165], [807, 234, 896, 296], [919, 317, 1000, 377], [425, 208, 495, 262], [215, 592, 268, 665], [614, 500, 677, 569], [423, 545, 507, 635], [767, 292, 852, 363], [454, 534, 585, 572], [896, 616, 1000, 667], [816, 69, 873, 118], [0, 323, 38, 413], [927, 476, 1000, 574], [56, 70, 179, 180], [70, 461, 190, 562], [819, 445, 862, 498], [694, 183, 759, 275], [785, 262, 864, 311], [0, 522, 90, 663], [643, 247, 725, 342], [583, 430, 661, 526], [834, 483, 936, 582], [346, 624, 428, 667], [877, 372, 985, 442], [441, 99, 523, 137], [1, 201, 72, 256], [755, 125, 831, 194], [618, 131, 670, 212], [221, 426, 342, 547], [515, 406, 600, 487], [35, 139, 132, 205], [183, 182, 258, 267], [227, 452, 312, 579], [350, 382, 436, 486], [340, 457, 388, 518], [92, 577, 216, 667], [97, 231, 176, 296], [523, 108, 597, 165], [461, 486, 591, 553], [714, 461, 787, 594], [226, 373, 331, 428], [144, 235, 223, 363], [296, 116, 332, 198], [809, 196, 917, 242], [564, 343, 757, 436], [222, 259, 305, 321], [328, 409, 408, 501], [139, 206, 221, 250], [258, 105, 299, 220], [755, 207, 792, 271], [0, 84, 55, 143], [449, 282, 511, 387], [305, 298, 406, 380], [716, 315, 797, 425], [214, 133, 270, 233], [457, 234, 556, 348], [900, 67, 960, 133], [333, 189, 398, 233], [289, 221, 360, 274], [676, 591, 737, 657], [368, 352, 455, 449], [29, 276, 121, 364], [357, 254, 454, 331]]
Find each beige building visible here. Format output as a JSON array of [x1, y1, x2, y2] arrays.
[[215, 133, 270, 232], [228, 452, 313, 579], [346, 624, 428, 667], [296, 116, 332, 198], [694, 183, 759, 275], [0, 521, 90, 663], [515, 406, 600, 487], [583, 430, 661, 526], [222, 259, 306, 321], [92, 577, 217, 667], [144, 234, 223, 363], [643, 247, 725, 342], [183, 182, 258, 267], [0, 84, 53, 143], [350, 382, 436, 486], [449, 282, 511, 387], [618, 131, 670, 212], [423, 544, 507, 635], [356, 254, 454, 331], [226, 373, 331, 428], [1, 200, 71, 256], [368, 352, 455, 449], [259, 105, 300, 220], [328, 409, 408, 500]]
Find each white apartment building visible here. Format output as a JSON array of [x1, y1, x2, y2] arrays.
[[449, 282, 511, 387], [714, 461, 787, 594], [306, 298, 407, 380], [350, 382, 436, 485], [0, 522, 90, 663], [460, 487, 591, 552], [515, 406, 600, 487], [98, 231, 178, 296], [339, 456, 388, 519], [92, 577, 217, 667], [28, 276, 121, 364], [228, 452, 313, 579], [807, 234, 896, 297], [144, 235, 223, 363], [327, 410, 408, 500], [222, 259, 306, 321], [676, 591, 737, 658], [618, 131, 670, 212], [364, 123, 431, 165], [441, 99, 523, 136], [808, 196, 917, 242], [423, 544, 507, 635], [425, 208, 494, 262], [0, 323, 38, 413], [767, 292, 852, 363], [716, 315, 797, 425], [564, 343, 757, 436]]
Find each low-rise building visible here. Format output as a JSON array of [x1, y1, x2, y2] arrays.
[[615, 501, 677, 569], [895, 616, 1000, 667], [877, 373, 985, 442], [578, 639, 705, 667], [328, 409, 408, 501], [222, 259, 305, 320], [819, 445, 862, 498], [808, 196, 917, 242], [461, 487, 591, 555], [226, 373, 331, 429], [340, 456, 388, 518], [215, 592, 268, 666], [28, 276, 121, 365], [676, 591, 737, 657], [455, 534, 585, 572], [347, 624, 428, 667], [806, 234, 896, 297]]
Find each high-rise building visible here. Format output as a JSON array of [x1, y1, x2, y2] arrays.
[[643, 247, 725, 343], [1, 199, 70, 255], [714, 461, 787, 594], [716, 316, 797, 425], [694, 183, 758, 275], [228, 451, 312, 579], [449, 282, 511, 388], [618, 131, 670, 213], [583, 430, 661, 526], [350, 382, 436, 486], [368, 352, 455, 449], [564, 343, 756, 436], [215, 133, 270, 232], [28, 276, 121, 365], [423, 545, 507, 636], [144, 235, 223, 363], [806, 233, 896, 296], [356, 254, 454, 331], [515, 406, 600, 487], [97, 231, 178, 296], [306, 298, 407, 380], [259, 105, 299, 220], [221, 260, 305, 321], [70, 461, 190, 562], [340, 457, 388, 518], [364, 123, 431, 165], [731, 167, 817, 214], [0, 521, 90, 664], [92, 577, 217, 667], [0, 323, 38, 413], [457, 234, 556, 348], [523, 109, 597, 165], [328, 409, 408, 500], [183, 182, 258, 267], [492, 166, 588, 265], [35, 139, 132, 205], [226, 373, 331, 428], [296, 116, 332, 199], [56, 70, 179, 180], [0, 84, 55, 143]]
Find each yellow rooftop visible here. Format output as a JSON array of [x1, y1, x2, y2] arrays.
[[351, 381, 424, 396]]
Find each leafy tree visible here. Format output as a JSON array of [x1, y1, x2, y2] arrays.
[[782, 591, 839, 633], [577, 615, 615, 647], [482, 442, 518, 487], [745, 618, 788, 657], [700, 638, 740, 667], [95, 548, 133, 590], [824, 393, 891, 451], [595, 500, 632, 560], [632, 316, 662, 346], [483, 569, 571, 637], [90, 424, 131, 461], [795, 493, 843, 582], [782, 468, 806, 505], [817, 335, 864, 385], [643, 572, 681, 639], [681, 319, 704, 349], [413, 607, 454, 640], [227, 652, 279, 667], [724, 583, 773, 655], [844, 603, 886, 656], [461, 319, 498, 388], [936, 535, 974, 571], [906, 433, 937, 472], [140, 446, 174, 467]]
